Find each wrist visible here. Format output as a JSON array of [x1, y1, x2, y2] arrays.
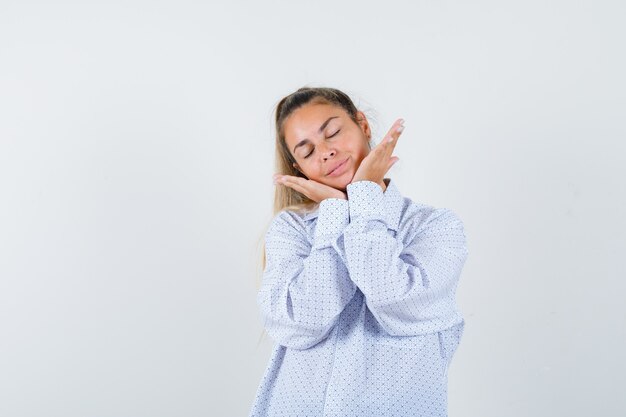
[[349, 178, 386, 193]]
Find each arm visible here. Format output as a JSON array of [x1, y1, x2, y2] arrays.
[[340, 180, 469, 336], [256, 198, 357, 350]]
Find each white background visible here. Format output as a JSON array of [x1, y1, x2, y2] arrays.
[[1, 1, 624, 416]]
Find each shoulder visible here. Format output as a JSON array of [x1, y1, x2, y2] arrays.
[[266, 208, 311, 240]]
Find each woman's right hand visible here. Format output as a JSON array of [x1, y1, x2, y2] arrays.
[[273, 174, 347, 203]]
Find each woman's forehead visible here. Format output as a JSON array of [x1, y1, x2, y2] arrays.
[[284, 105, 345, 138]]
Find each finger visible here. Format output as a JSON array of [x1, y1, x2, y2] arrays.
[[380, 132, 403, 163], [383, 118, 405, 144], [280, 175, 299, 185], [275, 174, 301, 183], [279, 175, 310, 196], [386, 124, 404, 146]]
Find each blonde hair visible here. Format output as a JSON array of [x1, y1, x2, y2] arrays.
[[255, 85, 375, 348]]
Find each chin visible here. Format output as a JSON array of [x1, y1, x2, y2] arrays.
[[328, 172, 353, 190]]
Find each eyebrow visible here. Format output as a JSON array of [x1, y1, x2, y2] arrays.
[[292, 116, 340, 153]]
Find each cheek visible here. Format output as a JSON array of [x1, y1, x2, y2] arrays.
[[353, 145, 369, 162]]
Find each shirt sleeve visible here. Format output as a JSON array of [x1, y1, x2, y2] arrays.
[[340, 180, 469, 336], [256, 198, 357, 350]]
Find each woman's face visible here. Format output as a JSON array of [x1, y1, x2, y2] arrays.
[[282, 102, 371, 192]]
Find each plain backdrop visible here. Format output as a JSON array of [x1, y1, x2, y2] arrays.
[[1, 1, 624, 416]]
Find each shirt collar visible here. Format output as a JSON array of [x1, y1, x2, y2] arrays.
[[302, 177, 405, 232]]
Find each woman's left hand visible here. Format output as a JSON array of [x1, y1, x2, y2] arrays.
[[273, 174, 347, 202], [351, 118, 405, 187]]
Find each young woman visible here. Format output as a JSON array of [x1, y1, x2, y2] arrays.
[[249, 87, 468, 416]]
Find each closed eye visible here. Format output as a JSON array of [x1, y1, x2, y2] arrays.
[[304, 129, 341, 158]]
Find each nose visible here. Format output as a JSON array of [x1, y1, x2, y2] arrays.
[[319, 142, 336, 160]]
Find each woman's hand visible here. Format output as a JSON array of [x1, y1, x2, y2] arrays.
[[273, 174, 347, 202], [351, 118, 405, 188]]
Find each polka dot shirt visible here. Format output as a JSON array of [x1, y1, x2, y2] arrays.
[[249, 177, 469, 416]]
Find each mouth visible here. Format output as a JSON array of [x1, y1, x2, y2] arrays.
[[326, 157, 348, 176]]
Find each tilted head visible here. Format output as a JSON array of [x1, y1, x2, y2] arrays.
[[275, 87, 373, 195]]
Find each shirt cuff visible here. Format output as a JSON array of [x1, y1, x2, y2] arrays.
[[346, 180, 386, 222], [312, 198, 349, 250]]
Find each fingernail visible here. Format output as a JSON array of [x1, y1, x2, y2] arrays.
[[399, 118, 405, 124], [396, 125, 404, 133]]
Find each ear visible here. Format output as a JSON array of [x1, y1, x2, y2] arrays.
[[356, 110, 371, 139]]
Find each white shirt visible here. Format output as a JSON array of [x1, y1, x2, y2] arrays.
[[250, 177, 469, 416]]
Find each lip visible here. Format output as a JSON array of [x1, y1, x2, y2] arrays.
[[326, 157, 348, 177]]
